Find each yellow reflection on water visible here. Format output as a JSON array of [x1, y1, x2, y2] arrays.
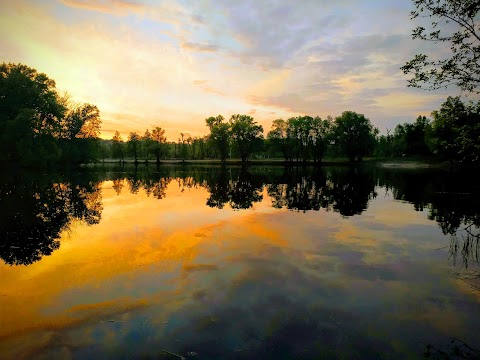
[[0, 181, 279, 342], [0, 180, 479, 359]]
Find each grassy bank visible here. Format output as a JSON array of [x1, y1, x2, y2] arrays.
[[89, 156, 448, 168]]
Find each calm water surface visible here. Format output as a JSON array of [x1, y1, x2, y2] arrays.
[[0, 165, 479, 359]]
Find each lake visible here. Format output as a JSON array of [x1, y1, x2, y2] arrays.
[[0, 165, 479, 359]]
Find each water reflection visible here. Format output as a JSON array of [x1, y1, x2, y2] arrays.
[[1, 165, 480, 359], [0, 172, 103, 265], [377, 169, 480, 283], [1, 166, 479, 271], [204, 167, 264, 210], [267, 167, 377, 215]]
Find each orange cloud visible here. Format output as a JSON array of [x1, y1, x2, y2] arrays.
[[59, 0, 144, 15]]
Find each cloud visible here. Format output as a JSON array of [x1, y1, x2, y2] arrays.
[[192, 80, 226, 97], [59, 0, 144, 15], [1, 0, 471, 140], [181, 41, 220, 53], [211, 0, 353, 68]]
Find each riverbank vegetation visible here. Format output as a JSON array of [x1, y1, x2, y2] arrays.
[[0, 63, 101, 167], [106, 96, 479, 166], [1, 62, 479, 168]]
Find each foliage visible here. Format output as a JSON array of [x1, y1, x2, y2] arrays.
[[0, 62, 102, 166], [206, 115, 230, 161], [151, 127, 167, 163], [127, 132, 141, 162], [386, 116, 432, 157], [112, 130, 124, 161], [334, 111, 378, 162], [401, 0, 480, 94], [178, 133, 191, 161], [267, 119, 292, 161], [311, 116, 334, 163], [430, 96, 480, 163], [229, 114, 263, 162], [287, 116, 314, 162]]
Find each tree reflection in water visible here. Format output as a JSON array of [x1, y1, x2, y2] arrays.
[[0, 172, 103, 265], [267, 166, 377, 216], [377, 168, 480, 291], [205, 167, 264, 210], [2, 164, 479, 289]]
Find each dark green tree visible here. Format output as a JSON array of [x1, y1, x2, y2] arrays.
[[59, 103, 101, 164], [112, 130, 125, 162], [205, 115, 230, 162], [401, 0, 480, 94], [0, 63, 66, 166], [334, 111, 378, 162], [389, 116, 431, 157], [0, 63, 102, 167], [311, 116, 333, 163], [151, 127, 167, 163], [267, 118, 292, 162], [179, 133, 189, 162], [230, 114, 263, 162], [141, 129, 153, 160], [127, 132, 141, 163], [430, 96, 480, 163], [287, 116, 314, 162]]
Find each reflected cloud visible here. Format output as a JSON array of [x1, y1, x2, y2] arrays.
[[1, 166, 480, 359]]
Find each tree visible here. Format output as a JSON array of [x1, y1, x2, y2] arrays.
[[127, 132, 141, 163], [287, 116, 314, 162], [75, 104, 101, 139], [196, 136, 207, 159], [310, 116, 333, 163], [401, 0, 480, 94], [0, 62, 66, 133], [151, 127, 167, 163], [179, 132, 189, 161], [0, 63, 66, 165], [230, 114, 263, 162], [205, 115, 224, 129], [0, 63, 102, 167], [334, 111, 378, 162], [205, 115, 230, 162], [430, 96, 480, 163], [59, 103, 101, 164], [267, 119, 292, 162], [112, 130, 124, 162], [142, 129, 153, 160], [389, 116, 432, 157]]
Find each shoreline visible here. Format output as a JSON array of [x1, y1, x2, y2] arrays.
[[87, 157, 447, 169]]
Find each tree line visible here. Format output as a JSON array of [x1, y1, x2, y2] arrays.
[[108, 96, 479, 165], [375, 97, 480, 164], [107, 111, 378, 164], [0, 63, 102, 167], [2, 62, 479, 167]]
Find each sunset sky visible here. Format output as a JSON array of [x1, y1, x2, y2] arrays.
[[0, 0, 463, 139]]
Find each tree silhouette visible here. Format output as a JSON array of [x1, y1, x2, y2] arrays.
[[205, 167, 264, 209], [230, 114, 263, 162], [401, 0, 480, 94], [0, 174, 103, 265], [334, 111, 378, 162]]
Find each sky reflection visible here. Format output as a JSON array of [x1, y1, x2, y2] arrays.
[[0, 167, 479, 359]]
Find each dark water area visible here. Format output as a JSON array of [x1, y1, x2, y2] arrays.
[[0, 165, 479, 359]]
